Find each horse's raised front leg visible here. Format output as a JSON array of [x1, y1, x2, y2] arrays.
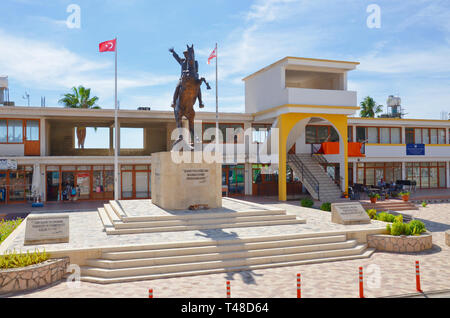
[[200, 77, 211, 90]]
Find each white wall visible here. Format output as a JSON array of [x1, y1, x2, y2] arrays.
[[0, 144, 24, 156]]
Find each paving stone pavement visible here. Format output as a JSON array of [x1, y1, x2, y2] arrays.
[[4, 202, 450, 298]]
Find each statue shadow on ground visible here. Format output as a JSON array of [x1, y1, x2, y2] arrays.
[[195, 229, 264, 285]]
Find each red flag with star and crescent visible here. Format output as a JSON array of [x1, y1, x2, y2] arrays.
[[99, 39, 116, 52], [207, 47, 217, 64]]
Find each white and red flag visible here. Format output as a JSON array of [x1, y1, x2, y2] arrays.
[[207, 47, 217, 64], [99, 39, 116, 52]]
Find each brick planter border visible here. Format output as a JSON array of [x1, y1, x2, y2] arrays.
[[367, 233, 432, 253], [0, 258, 70, 295], [446, 230, 450, 247]]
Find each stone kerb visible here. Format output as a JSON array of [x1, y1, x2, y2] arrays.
[[367, 233, 433, 253], [0, 258, 70, 295], [446, 230, 450, 247]]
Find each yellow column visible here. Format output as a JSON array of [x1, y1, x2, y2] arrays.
[[278, 115, 287, 201]]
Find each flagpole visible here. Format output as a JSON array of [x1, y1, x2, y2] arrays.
[[215, 43, 219, 148], [114, 37, 119, 201]]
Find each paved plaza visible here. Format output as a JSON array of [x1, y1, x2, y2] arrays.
[[2, 200, 449, 298]]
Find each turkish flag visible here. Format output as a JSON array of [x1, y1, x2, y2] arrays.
[[207, 47, 217, 64], [99, 39, 116, 52]]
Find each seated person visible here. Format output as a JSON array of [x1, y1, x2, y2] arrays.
[[377, 178, 386, 188]]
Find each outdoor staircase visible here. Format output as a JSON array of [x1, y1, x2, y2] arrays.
[[80, 231, 375, 284], [83, 199, 377, 283], [97, 201, 306, 235], [288, 153, 342, 202]]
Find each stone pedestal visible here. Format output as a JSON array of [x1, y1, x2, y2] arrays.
[[151, 152, 222, 210]]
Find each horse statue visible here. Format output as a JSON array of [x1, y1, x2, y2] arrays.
[[170, 44, 211, 149]]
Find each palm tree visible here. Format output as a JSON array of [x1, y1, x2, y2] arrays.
[[360, 96, 383, 118], [59, 86, 100, 149]]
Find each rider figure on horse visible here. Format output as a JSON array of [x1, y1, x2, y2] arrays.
[[169, 47, 205, 109]]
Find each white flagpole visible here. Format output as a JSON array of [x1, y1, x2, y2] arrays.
[[114, 37, 119, 201], [215, 43, 219, 148]]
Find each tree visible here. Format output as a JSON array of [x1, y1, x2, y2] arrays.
[[359, 96, 383, 118], [59, 86, 100, 149]]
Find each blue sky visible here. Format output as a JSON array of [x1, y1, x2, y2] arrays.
[[0, 0, 449, 119]]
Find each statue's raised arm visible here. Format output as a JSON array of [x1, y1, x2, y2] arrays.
[[169, 47, 183, 65]]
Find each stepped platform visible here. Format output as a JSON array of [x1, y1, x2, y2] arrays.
[[1, 198, 387, 284], [360, 200, 418, 212]]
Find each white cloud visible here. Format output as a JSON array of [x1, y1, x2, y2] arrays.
[[0, 29, 177, 100]]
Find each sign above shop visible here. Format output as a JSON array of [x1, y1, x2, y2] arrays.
[[0, 159, 18, 170]]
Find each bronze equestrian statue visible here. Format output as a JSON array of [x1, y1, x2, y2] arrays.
[[170, 45, 211, 149]]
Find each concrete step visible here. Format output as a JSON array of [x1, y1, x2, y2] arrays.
[[80, 248, 375, 284], [104, 218, 306, 235], [86, 240, 358, 269], [97, 208, 113, 229], [100, 235, 348, 260], [81, 244, 369, 278], [112, 214, 298, 229]]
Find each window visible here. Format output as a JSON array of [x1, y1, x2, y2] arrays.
[[8, 120, 23, 143], [406, 162, 446, 188], [0, 120, 6, 143], [367, 127, 378, 143], [305, 125, 339, 144], [407, 128, 446, 144], [26, 120, 39, 141], [357, 127, 402, 144], [82, 127, 110, 149], [347, 126, 353, 142], [252, 124, 271, 144]]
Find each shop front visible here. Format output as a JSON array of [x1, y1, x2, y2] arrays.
[[0, 165, 33, 204], [46, 165, 115, 202]]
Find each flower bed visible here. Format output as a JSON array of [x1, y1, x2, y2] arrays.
[[0, 258, 69, 295], [367, 233, 432, 253]]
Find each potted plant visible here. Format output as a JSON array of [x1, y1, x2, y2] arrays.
[[400, 191, 410, 202], [368, 193, 380, 204]]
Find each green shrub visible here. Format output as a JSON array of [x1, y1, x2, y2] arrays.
[[386, 223, 392, 234], [300, 198, 314, 208], [394, 215, 403, 223], [368, 193, 380, 199], [0, 218, 23, 245], [320, 202, 332, 212], [0, 249, 49, 269], [366, 209, 377, 219], [391, 222, 406, 236], [421, 201, 427, 208], [408, 220, 426, 235], [376, 212, 396, 223]]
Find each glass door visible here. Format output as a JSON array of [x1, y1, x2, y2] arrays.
[[135, 172, 149, 198], [121, 171, 133, 199]]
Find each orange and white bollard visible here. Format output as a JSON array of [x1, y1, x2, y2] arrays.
[[297, 273, 301, 298], [226, 281, 231, 298], [415, 261, 422, 292], [149, 289, 153, 298], [359, 267, 364, 298]]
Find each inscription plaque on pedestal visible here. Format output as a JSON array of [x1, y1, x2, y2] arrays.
[[331, 202, 371, 225], [24, 215, 69, 245], [151, 152, 222, 210]]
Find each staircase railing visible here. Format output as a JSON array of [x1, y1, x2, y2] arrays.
[[288, 154, 320, 200], [310, 147, 343, 189]]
